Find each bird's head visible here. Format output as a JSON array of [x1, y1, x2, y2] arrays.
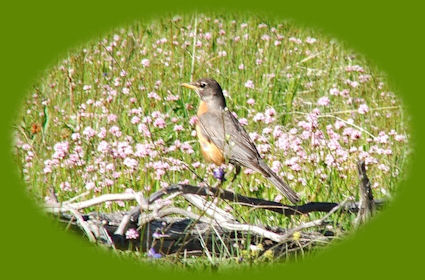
[[182, 78, 226, 109]]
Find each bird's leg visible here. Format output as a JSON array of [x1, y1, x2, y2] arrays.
[[231, 164, 241, 182]]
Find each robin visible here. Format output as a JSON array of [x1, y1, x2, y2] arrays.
[[182, 78, 300, 204]]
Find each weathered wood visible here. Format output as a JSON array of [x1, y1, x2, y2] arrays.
[[48, 160, 379, 257], [148, 183, 384, 216], [57, 211, 330, 256], [355, 161, 375, 226]]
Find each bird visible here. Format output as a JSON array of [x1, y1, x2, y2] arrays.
[[181, 78, 300, 204]]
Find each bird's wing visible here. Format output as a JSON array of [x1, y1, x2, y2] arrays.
[[197, 110, 262, 166]]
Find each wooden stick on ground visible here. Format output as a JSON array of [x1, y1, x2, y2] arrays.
[[46, 161, 381, 254], [355, 160, 375, 226]]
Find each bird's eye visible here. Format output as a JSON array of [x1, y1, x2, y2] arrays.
[[200, 82, 206, 88]]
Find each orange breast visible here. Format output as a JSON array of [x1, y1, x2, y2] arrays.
[[196, 101, 225, 165], [196, 124, 225, 165], [197, 101, 209, 116]]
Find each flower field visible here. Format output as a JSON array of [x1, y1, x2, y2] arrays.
[[13, 13, 409, 264]]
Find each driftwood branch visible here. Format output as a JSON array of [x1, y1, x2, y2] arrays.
[[46, 161, 380, 257], [148, 183, 384, 216]]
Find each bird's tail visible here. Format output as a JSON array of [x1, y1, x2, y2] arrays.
[[256, 160, 300, 204]]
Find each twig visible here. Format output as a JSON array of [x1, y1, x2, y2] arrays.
[[155, 207, 215, 225], [114, 207, 139, 235], [220, 221, 285, 243], [183, 194, 236, 223], [355, 161, 375, 226], [149, 184, 384, 216], [62, 205, 96, 242], [280, 197, 352, 241], [47, 192, 145, 213], [115, 194, 172, 236]]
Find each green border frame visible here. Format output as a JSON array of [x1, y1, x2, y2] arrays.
[[1, 1, 422, 278]]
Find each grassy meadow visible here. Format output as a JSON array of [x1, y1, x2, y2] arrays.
[[13, 12, 409, 266]]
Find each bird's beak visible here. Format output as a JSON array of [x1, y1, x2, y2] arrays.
[[181, 82, 198, 91]]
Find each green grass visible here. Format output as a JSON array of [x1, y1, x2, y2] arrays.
[[13, 12, 409, 266]]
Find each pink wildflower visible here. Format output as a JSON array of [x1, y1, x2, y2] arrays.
[[253, 113, 265, 122], [305, 37, 317, 44], [148, 92, 161, 100], [375, 132, 389, 144], [265, 107, 276, 117], [329, 87, 339, 96], [273, 126, 283, 138], [97, 127, 107, 139], [85, 181, 95, 190], [239, 118, 248, 126], [59, 181, 72, 192], [173, 124, 183, 132], [134, 143, 151, 157], [153, 117, 166, 129], [52, 141, 69, 160], [141, 58, 150, 67], [345, 65, 364, 72], [125, 228, 139, 240], [137, 123, 151, 137], [247, 98, 255, 105], [123, 157, 138, 169], [261, 34, 270, 41], [109, 126, 122, 137], [83, 127, 96, 139], [166, 94, 179, 101], [107, 114, 117, 123], [180, 142, 194, 154], [244, 80, 255, 89], [218, 50, 227, 57], [395, 134, 406, 142], [358, 104, 369, 114], [334, 120, 345, 130], [359, 74, 371, 83], [271, 160, 282, 173], [22, 143, 31, 151], [189, 116, 198, 126], [204, 32, 212, 40], [262, 127, 272, 135], [317, 96, 330, 106], [289, 37, 302, 44], [378, 164, 390, 172], [131, 116, 140, 124], [97, 141, 110, 154]]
